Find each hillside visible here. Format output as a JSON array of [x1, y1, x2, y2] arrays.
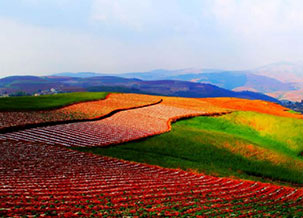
[[48, 63, 303, 102], [254, 62, 303, 83], [122, 70, 295, 93], [2, 139, 303, 217], [75, 97, 303, 185], [0, 75, 280, 103], [121, 69, 301, 101], [1, 93, 303, 217], [52, 68, 303, 101]]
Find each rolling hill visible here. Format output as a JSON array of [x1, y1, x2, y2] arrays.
[[1, 92, 303, 217], [0, 75, 280, 103], [254, 62, 303, 83], [49, 62, 303, 101]]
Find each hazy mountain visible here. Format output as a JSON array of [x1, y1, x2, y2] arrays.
[[49, 62, 303, 84], [119, 70, 296, 94], [52, 72, 106, 78], [254, 62, 303, 83], [171, 72, 295, 93], [3, 61, 302, 101], [0, 76, 62, 93], [119, 67, 301, 101], [0, 75, 280, 103]]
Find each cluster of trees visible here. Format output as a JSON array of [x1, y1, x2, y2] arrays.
[[282, 100, 303, 113]]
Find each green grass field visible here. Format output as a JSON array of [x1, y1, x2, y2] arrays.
[[0, 92, 108, 111], [76, 111, 303, 185], [288, 110, 302, 114]]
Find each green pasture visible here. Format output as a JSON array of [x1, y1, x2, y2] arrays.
[[0, 92, 108, 111]]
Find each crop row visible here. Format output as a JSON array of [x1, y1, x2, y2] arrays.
[[0, 93, 161, 131], [1, 104, 212, 147], [0, 139, 302, 217]]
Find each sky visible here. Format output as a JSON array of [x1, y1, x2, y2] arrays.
[[1, 0, 303, 77]]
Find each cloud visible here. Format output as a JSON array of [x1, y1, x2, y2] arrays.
[[90, 0, 203, 35], [0, 18, 124, 76], [91, 0, 152, 30], [1, 1, 303, 77], [209, 0, 303, 66], [211, 0, 303, 37], [0, 17, 208, 77]]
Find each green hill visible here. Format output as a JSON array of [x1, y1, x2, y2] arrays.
[[76, 111, 303, 186]]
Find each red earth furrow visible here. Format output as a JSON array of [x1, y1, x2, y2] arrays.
[[1, 182, 260, 209], [0, 179, 249, 204], [0, 140, 302, 217], [1, 104, 214, 147]]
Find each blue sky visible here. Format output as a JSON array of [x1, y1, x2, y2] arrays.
[[0, 0, 303, 77]]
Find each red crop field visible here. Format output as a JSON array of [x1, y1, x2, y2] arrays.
[[1, 139, 302, 217], [0, 103, 225, 147], [0, 93, 161, 131]]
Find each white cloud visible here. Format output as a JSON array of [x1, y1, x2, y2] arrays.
[[90, 0, 202, 34], [209, 0, 303, 66], [211, 0, 303, 37], [0, 18, 124, 76], [1, 1, 303, 77], [91, 0, 152, 30], [0, 17, 207, 77]]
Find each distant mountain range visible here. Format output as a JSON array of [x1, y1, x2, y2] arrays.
[[119, 71, 295, 93], [0, 75, 280, 103], [1, 62, 302, 102], [53, 72, 108, 78], [51, 63, 303, 101], [254, 62, 303, 83], [53, 62, 303, 83]]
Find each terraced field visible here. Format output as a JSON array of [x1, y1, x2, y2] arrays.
[[1, 93, 302, 217], [1, 140, 302, 217], [0, 96, 227, 147], [1, 104, 198, 146], [0, 93, 161, 132]]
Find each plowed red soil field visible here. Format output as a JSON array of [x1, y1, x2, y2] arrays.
[[1, 103, 223, 147], [1, 95, 229, 147], [1, 140, 302, 217], [0, 93, 161, 131]]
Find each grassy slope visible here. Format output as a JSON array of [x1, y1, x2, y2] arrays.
[[76, 111, 303, 185], [0, 92, 108, 111], [221, 111, 303, 156]]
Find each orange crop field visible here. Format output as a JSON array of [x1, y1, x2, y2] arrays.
[[202, 97, 303, 119], [161, 96, 228, 113]]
